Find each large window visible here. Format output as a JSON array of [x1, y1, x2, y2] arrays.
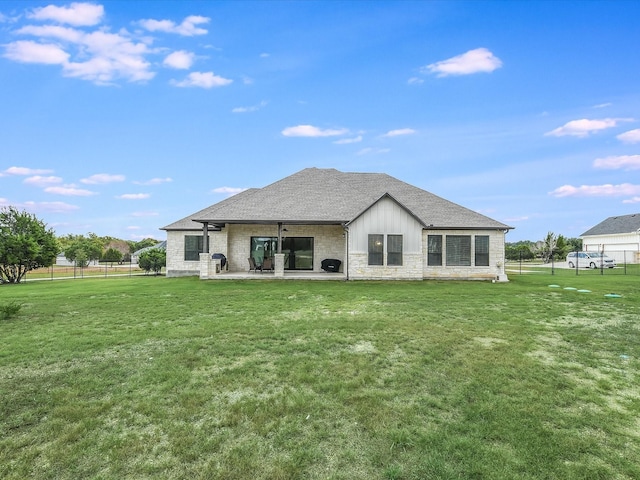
[[387, 235, 403, 266], [368, 234, 384, 265], [184, 235, 203, 261], [446, 235, 471, 266], [428, 235, 442, 266], [475, 235, 490, 266]]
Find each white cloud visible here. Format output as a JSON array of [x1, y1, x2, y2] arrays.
[[407, 77, 423, 85], [357, 147, 391, 155], [545, 118, 632, 137], [617, 128, 640, 144], [4, 6, 215, 85], [622, 197, 640, 204], [334, 135, 363, 145], [17, 25, 83, 42], [117, 193, 150, 200], [163, 50, 195, 69], [281, 125, 349, 137], [6, 25, 156, 84], [383, 128, 416, 137], [139, 15, 210, 36], [232, 101, 268, 113], [28, 2, 104, 26], [81, 173, 126, 184], [44, 185, 97, 196], [130, 211, 159, 217], [423, 48, 502, 77], [171, 71, 232, 88], [23, 201, 80, 213], [504, 215, 530, 222], [212, 187, 247, 195], [2, 166, 54, 176], [549, 183, 640, 197], [133, 177, 173, 186], [23, 175, 63, 187], [4, 40, 70, 64], [63, 30, 154, 84], [593, 155, 640, 171], [593, 102, 612, 109]]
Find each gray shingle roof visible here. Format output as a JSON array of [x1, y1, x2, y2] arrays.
[[162, 168, 512, 231], [581, 213, 640, 236]]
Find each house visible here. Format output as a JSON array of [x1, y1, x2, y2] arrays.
[[131, 241, 167, 264], [161, 168, 513, 280], [580, 213, 640, 264]]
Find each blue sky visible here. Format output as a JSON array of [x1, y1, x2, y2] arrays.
[[1, 1, 639, 242]]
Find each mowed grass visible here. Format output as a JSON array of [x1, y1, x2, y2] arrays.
[[1, 273, 639, 479]]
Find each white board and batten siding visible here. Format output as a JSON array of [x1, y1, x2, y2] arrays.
[[348, 196, 423, 253]]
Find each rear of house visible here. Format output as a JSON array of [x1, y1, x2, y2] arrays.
[[162, 168, 513, 281]]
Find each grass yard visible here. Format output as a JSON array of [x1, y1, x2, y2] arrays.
[[1, 273, 639, 479]]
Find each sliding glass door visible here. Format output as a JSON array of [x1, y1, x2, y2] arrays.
[[282, 237, 314, 270], [250, 236, 314, 270]]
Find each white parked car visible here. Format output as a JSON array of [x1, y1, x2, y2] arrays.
[[566, 251, 616, 269]]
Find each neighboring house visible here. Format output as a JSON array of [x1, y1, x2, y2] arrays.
[[55, 253, 99, 267], [131, 241, 167, 264], [580, 213, 640, 264], [161, 168, 513, 281]]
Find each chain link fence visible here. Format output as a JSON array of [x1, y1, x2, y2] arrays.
[[507, 250, 640, 276]]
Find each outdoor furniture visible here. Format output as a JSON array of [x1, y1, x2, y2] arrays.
[[321, 259, 342, 272], [248, 257, 260, 273], [262, 257, 273, 272]]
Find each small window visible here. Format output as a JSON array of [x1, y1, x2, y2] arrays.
[[475, 235, 490, 266], [387, 235, 403, 266], [446, 235, 471, 266], [184, 235, 203, 261], [368, 234, 384, 265], [428, 235, 442, 266]]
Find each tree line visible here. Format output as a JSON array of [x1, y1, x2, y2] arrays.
[[506, 232, 582, 263], [1, 206, 165, 284]]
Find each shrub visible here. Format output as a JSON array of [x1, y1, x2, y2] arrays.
[[1, 301, 22, 320]]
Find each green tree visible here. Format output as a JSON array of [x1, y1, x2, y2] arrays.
[[0, 207, 59, 284], [102, 247, 123, 266], [565, 237, 583, 252], [64, 234, 103, 267], [138, 249, 166, 275], [505, 241, 535, 261]]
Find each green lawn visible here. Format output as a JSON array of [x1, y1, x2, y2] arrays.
[[1, 274, 639, 479]]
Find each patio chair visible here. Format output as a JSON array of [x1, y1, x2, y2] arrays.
[[248, 257, 260, 273], [261, 257, 273, 273]]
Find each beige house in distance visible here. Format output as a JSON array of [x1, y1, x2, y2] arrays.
[[161, 168, 513, 281]]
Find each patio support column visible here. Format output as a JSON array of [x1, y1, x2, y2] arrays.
[[199, 252, 211, 279], [274, 253, 285, 277], [202, 222, 209, 253], [277, 222, 283, 254]]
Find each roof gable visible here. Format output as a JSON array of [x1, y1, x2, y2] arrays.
[[581, 213, 640, 236], [346, 192, 427, 228]]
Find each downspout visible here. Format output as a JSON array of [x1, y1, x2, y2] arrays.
[[343, 224, 349, 281]]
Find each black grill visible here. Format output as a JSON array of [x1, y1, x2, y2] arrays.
[[211, 253, 227, 269], [321, 258, 341, 272]]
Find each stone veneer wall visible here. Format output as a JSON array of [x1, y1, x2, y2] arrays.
[[348, 253, 423, 280], [165, 229, 228, 278], [421, 230, 507, 281], [226, 224, 346, 272]]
